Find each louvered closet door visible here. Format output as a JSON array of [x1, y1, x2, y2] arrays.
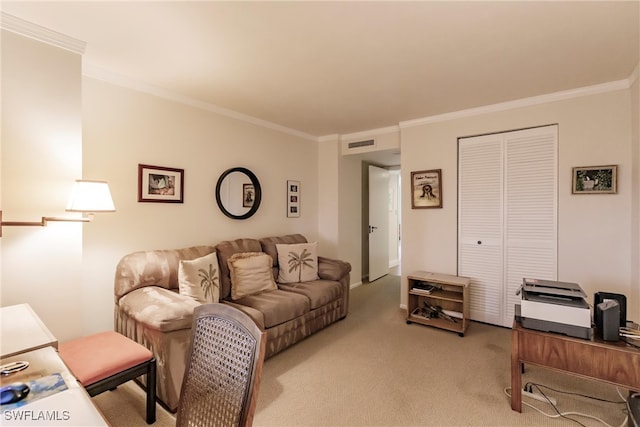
[[458, 134, 504, 326], [503, 126, 558, 325], [458, 125, 558, 328]]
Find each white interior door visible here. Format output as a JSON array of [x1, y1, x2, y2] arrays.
[[458, 135, 504, 326], [368, 165, 389, 282]]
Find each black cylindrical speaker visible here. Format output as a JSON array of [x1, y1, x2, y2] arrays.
[[597, 300, 620, 341], [594, 292, 626, 328]]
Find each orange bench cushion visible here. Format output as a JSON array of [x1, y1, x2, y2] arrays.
[[59, 331, 153, 386]]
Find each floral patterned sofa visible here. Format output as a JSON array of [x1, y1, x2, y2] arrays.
[[113, 234, 351, 412]]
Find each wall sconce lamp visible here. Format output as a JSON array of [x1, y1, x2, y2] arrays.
[[0, 180, 115, 237]]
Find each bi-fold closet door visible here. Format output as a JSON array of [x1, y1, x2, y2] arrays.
[[458, 125, 558, 328]]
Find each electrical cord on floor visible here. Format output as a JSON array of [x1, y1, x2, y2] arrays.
[[529, 381, 630, 427], [528, 382, 627, 404], [504, 384, 629, 427]]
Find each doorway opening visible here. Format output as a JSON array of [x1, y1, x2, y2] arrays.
[[363, 162, 401, 284]]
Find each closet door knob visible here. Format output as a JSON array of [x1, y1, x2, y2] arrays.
[[477, 241, 482, 245]]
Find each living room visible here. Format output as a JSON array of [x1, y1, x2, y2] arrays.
[[1, 2, 639, 425]]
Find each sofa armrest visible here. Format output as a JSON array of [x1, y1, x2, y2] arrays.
[[117, 286, 200, 333], [317, 256, 351, 281]]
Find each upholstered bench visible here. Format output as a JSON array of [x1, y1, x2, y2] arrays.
[[58, 331, 156, 424]]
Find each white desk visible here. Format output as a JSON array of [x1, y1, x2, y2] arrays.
[[0, 304, 108, 426], [1, 304, 58, 358], [0, 347, 108, 426]]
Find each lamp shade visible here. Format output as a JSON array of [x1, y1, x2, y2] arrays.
[[66, 180, 116, 212]]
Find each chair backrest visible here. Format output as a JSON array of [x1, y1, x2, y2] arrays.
[[176, 303, 266, 427]]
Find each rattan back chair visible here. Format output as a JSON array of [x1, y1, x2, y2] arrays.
[[176, 303, 266, 427]]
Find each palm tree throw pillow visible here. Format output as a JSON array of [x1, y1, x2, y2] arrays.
[[275, 242, 320, 283], [178, 252, 220, 303]]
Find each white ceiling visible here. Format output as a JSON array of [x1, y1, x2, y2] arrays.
[[2, 1, 639, 139]]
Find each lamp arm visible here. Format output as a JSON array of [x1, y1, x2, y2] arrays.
[[0, 210, 93, 237]]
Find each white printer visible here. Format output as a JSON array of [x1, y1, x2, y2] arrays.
[[516, 278, 592, 339]]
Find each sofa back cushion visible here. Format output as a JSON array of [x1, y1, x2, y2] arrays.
[[114, 246, 215, 301], [215, 238, 262, 300], [259, 234, 308, 280]]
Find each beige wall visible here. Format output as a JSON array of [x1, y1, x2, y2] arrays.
[[317, 136, 340, 257], [1, 30, 324, 339], [337, 151, 362, 285], [80, 77, 321, 334], [400, 88, 637, 317], [1, 31, 84, 341]]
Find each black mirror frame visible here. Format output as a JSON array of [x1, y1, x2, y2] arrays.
[[215, 167, 262, 220]]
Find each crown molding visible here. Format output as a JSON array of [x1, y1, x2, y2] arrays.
[[318, 134, 340, 143], [1, 12, 86, 55], [82, 62, 318, 142], [399, 79, 631, 129]]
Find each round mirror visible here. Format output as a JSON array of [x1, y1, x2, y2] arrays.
[[215, 167, 262, 220]]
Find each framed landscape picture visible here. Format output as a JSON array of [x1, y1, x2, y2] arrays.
[[138, 164, 184, 203], [411, 169, 442, 209], [572, 165, 617, 194]]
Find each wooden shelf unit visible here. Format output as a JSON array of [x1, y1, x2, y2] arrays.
[[406, 271, 470, 336]]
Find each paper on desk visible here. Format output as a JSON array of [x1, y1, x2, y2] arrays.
[[1, 373, 67, 413]]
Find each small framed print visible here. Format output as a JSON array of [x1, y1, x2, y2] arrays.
[[411, 169, 442, 209], [287, 180, 300, 217], [243, 183, 255, 207], [572, 165, 617, 194], [138, 164, 184, 203]]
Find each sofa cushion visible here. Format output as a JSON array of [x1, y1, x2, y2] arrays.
[[178, 252, 220, 303], [231, 289, 310, 328], [228, 252, 277, 300], [118, 287, 200, 332], [259, 234, 308, 279], [215, 238, 263, 300], [276, 242, 320, 283], [278, 279, 343, 310]]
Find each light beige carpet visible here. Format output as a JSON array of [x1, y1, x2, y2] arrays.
[[94, 273, 629, 426]]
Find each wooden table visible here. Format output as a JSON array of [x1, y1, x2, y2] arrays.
[[1, 304, 58, 358], [511, 319, 640, 412]]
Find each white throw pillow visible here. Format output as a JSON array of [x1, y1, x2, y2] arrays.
[[276, 242, 319, 283], [178, 252, 220, 303], [228, 252, 277, 300]]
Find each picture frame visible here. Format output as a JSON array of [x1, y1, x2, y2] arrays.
[[411, 169, 442, 209], [138, 164, 184, 203], [571, 165, 617, 194], [243, 183, 255, 207], [287, 180, 300, 217]]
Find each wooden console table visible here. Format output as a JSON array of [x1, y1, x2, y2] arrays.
[[511, 319, 640, 412]]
